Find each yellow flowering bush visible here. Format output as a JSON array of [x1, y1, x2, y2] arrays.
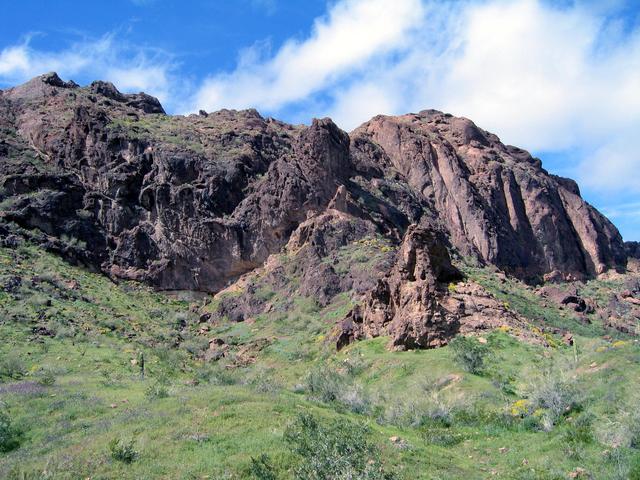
[[510, 399, 531, 417]]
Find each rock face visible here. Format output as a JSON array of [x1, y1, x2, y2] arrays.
[[337, 225, 463, 350], [0, 74, 633, 349], [351, 112, 626, 282], [626, 241, 640, 259], [335, 224, 539, 349]]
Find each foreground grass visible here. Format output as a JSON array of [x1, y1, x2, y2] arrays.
[[1, 244, 640, 479]]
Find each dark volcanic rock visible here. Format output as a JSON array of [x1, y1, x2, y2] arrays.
[[626, 241, 640, 259], [0, 74, 632, 348]]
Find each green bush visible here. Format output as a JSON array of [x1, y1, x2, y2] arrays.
[[422, 427, 466, 446], [562, 412, 593, 459], [283, 413, 395, 480], [630, 454, 640, 480], [304, 366, 371, 414], [145, 380, 169, 399], [250, 453, 277, 480], [630, 412, 640, 449], [108, 437, 138, 463], [36, 366, 56, 386], [0, 354, 26, 381], [0, 408, 21, 452], [449, 336, 489, 375], [527, 367, 581, 425]]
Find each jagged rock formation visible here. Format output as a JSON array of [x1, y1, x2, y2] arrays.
[[0, 73, 633, 348], [351, 113, 626, 282], [337, 225, 463, 349]]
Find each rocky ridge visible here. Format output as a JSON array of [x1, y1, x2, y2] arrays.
[[0, 73, 634, 349]]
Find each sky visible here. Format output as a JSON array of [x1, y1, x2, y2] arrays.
[[0, 0, 639, 240]]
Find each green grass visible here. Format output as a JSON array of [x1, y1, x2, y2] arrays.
[[1, 244, 640, 478]]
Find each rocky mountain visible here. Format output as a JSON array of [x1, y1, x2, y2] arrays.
[[0, 73, 632, 349]]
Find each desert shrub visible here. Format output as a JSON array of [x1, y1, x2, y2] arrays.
[[154, 344, 184, 373], [99, 369, 125, 388], [382, 391, 454, 428], [630, 454, 640, 480], [108, 437, 138, 463], [305, 366, 346, 403], [527, 367, 581, 426], [283, 413, 395, 480], [337, 383, 371, 415], [0, 354, 26, 380], [0, 408, 21, 452], [452, 402, 517, 432], [562, 412, 594, 459], [449, 336, 489, 374], [47, 319, 77, 339], [193, 363, 239, 386], [36, 366, 56, 386], [172, 312, 190, 330], [248, 367, 282, 394], [304, 365, 371, 414], [630, 412, 640, 449], [145, 382, 169, 399], [422, 428, 466, 446], [342, 356, 370, 376], [181, 336, 209, 355], [145, 375, 170, 399], [249, 454, 277, 480]]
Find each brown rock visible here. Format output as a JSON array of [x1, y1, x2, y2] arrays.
[[352, 111, 626, 283], [336, 224, 463, 350]]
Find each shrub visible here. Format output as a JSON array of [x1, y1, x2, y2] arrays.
[[283, 413, 395, 480], [527, 367, 581, 425], [249, 368, 282, 394], [630, 454, 640, 480], [249, 454, 277, 480], [146, 383, 169, 399], [36, 366, 56, 386], [145, 380, 169, 399], [0, 354, 26, 380], [563, 413, 594, 459], [109, 437, 138, 463], [449, 336, 489, 375], [305, 366, 345, 403], [422, 428, 466, 446], [0, 408, 21, 452], [630, 412, 640, 449], [304, 365, 371, 414]]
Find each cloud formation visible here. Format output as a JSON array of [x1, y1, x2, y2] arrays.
[[192, 0, 425, 113]]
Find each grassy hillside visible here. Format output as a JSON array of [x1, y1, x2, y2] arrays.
[[1, 243, 639, 479]]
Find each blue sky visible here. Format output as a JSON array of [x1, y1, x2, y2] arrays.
[[1, 0, 639, 240]]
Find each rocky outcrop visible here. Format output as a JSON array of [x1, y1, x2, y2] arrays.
[[626, 242, 640, 259], [0, 74, 634, 349], [336, 225, 462, 350], [334, 224, 540, 350], [351, 112, 626, 282]]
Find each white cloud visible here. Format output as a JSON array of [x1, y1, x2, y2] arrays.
[[0, 34, 176, 107], [191, 0, 425, 113]]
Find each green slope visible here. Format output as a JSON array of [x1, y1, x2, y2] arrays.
[[0, 243, 639, 479]]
